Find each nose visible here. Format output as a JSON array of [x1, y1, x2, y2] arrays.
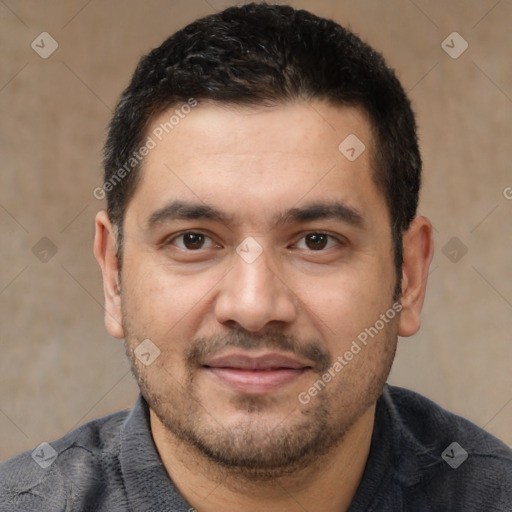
[[214, 248, 297, 332]]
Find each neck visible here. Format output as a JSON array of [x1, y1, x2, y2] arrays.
[[150, 405, 375, 512]]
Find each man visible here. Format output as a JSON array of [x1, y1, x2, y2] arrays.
[[1, 3, 511, 511]]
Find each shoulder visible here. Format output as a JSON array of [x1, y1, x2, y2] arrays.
[[0, 409, 130, 512], [384, 385, 511, 459], [383, 385, 512, 510]]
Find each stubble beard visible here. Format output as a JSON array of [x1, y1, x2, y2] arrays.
[[122, 316, 398, 482]]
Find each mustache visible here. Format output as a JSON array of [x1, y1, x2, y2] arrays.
[[185, 329, 331, 372]]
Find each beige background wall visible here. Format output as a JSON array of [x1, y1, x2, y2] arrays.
[[1, 0, 511, 460]]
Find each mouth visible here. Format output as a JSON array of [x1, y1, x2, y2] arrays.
[[201, 352, 313, 395]]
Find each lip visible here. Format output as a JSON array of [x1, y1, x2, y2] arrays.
[[202, 352, 312, 395]]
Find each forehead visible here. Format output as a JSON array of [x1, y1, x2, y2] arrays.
[[147, 100, 373, 162], [125, 101, 387, 230]]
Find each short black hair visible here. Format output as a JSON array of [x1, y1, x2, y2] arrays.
[[103, 2, 421, 291]]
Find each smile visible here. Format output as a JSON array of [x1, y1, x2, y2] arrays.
[[202, 352, 313, 395]]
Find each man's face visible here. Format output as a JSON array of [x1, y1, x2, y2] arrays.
[[117, 101, 399, 474]]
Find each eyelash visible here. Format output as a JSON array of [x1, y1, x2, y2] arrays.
[[166, 231, 218, 250], [164, 231, 344, 251]]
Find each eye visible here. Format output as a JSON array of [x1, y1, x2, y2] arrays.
[[295, 232, 339, 251], [170, 232, 215, 250]]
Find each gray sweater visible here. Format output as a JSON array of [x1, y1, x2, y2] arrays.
[[1, 385, 511, 511]]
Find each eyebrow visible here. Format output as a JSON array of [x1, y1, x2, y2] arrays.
[[275, 201, 364, 228], [146, 199, 364, 230], [147, 200, 232, 229]]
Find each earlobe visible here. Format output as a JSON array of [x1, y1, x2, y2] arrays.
[[397, 216, 434, 338], [93, 210, 125, 339]]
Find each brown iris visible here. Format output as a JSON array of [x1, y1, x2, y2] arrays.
[[182, 232, 205, 249], [305, 233, 328, 250]]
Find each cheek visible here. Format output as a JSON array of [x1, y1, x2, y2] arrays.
[[290, 260, 395, 349], [120, 253, 222, 339]]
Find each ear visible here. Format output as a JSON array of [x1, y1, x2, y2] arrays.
[[93, 210, 124, 339], [398, 216, 434, 337]]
